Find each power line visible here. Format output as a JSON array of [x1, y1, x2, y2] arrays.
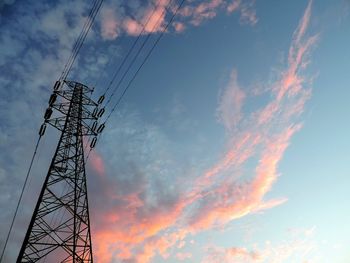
[[60, 0, 104, 81], [0, 1, 105, 260], [101, 1, 163, 100], [0, 136, 42, 262], [104, 0, 185, 123], [83, 0, 173, 155], [84, 0, 185, 162]]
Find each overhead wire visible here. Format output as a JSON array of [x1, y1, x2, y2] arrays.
[[84, 0, 186, 162], [0, 1, 105, 261], [60, 0, 97, 80], [91, 36, 125, 91], [104, 0, 186, 124], [60, 0, 104, 81], [101, 1, 161, 101], [0, 136, 42, 262], [83, 0, 171, 156]]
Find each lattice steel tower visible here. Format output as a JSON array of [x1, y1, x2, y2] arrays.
[[17, 80, 105, 262]]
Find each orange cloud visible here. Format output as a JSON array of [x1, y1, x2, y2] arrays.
[[217, 70, 246, 132], [100, 7, 120, 40], [91, 1, 318, 262], [99, 0, 257, 40], [173, 21, 186, 32], [227, 0, 241, 13], [89, 150, 105, 176], [203, 246, 261, 263], [176, 252, 192, 260], [185, 0, 317, 232], [203, 228, 315, 263]]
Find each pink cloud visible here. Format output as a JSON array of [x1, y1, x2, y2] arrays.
[[203, 227, 316, 263], [173, 21, 186, 32], [90, 1, 318, 262], [203, 246, 261, 263], [185, 0, 317, 232], [227, 0, 241, 13], [239, 1, 258, 25], [217, 69, 246, 132], [123, 18, 143, 36], [89, 150, 105, 176], [100, 7, 119, 40], [176, 252, 192, 260], [186, 126, 297, 230], [98, 0, 258, 40], [257, 229, 316, 262], [142, 3, 168, 33]]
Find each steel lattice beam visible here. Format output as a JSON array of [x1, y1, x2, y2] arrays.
[[17, 81, 102, 263]]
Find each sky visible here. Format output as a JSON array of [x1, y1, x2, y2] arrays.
[[0, 0, 350, 262]]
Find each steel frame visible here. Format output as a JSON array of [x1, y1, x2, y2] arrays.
[[17, 81, 98, 263]]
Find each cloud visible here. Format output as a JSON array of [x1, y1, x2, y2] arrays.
[[98, 0, 258, 40], [0, 0, 317, 262], [90, 150, 105, 176], [227, 0, 241, 13], [203, 246, 261, 263], [202, 227, 316, 263], [0, 0, 112, 260], [0, 0, 16, 12], [184, 0, 317, 232], [85, 1, 318, 262], [217, 69, 246, 132], [239, 0, 258, 25], [176, 251, 192, 260], [101, 7, 120, 40], [173, 21, 186, 32]]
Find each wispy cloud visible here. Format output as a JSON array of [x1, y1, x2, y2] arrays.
[[87, 1, 318, 262], [217, 69, 246, 132], [203, 246, 261, 263], [98, 0, 258, 40], [202, 227, 316, 263], [0, 0, 317, 262]]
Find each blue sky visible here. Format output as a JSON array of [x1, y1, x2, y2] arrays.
[[0, 0, 350, 262]]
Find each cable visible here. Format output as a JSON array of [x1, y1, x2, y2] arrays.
[[101, 1, 162, 100], [60, 0, 104, 81], [60, 0, 102, 80], [1, 1, 104, 260], [0, 136, 42, 262], [64, 0, 104, 80], [91, 36, 125, 91], [84, 0, 185, 158], [104, 0, 185, 123], [65, 0, 104, 80], [60, 0, 98, 80], [99, 0, 175, 113], [83, 0, 170, 155]]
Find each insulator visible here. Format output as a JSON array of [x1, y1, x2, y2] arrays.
[[90, 137, 97, 148], [53, 81, 61, 91], [97, 108, 105, 118], [49, 93, 57, 106], [97, 123, 105, 133], [39, 123, 46, 136], [97, 95, 105, 104], [44, 107, 53, 120], [91, 121, 98, 132], [92, 107, 98, 117]]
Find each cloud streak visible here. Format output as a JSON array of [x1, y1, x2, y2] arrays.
[[87, 1, 318, 262], [98, 0, 258, 40], [202, 227, 316, 263], [0, 0, 317, 262]]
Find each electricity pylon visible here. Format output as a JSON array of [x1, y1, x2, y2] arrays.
[[17, 80, 105, 262]]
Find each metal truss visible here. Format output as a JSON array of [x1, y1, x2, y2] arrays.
[[17, 81, 103, 262]]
